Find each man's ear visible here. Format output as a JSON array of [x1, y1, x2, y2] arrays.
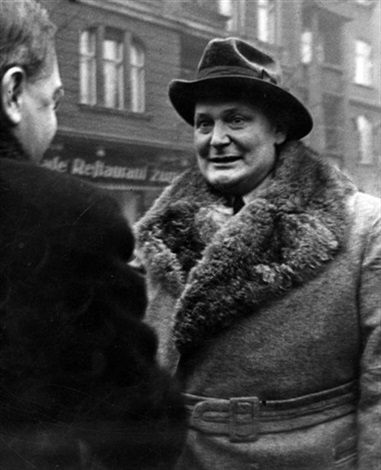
[[1, 66, 26, 126]]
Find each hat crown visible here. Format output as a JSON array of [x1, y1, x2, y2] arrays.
[[196, 38, 282, 86]]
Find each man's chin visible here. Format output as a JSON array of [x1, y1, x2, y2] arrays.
[[207, 176, 241, 193]]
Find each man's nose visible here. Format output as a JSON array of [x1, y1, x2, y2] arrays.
[[210, 122, 230, 148]]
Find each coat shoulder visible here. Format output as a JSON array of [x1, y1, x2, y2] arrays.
[[0, 157, 135, 258], [0, 157, 121, 216]]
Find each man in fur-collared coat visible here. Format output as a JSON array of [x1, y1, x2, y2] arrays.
[[134, 38, 381, 470]]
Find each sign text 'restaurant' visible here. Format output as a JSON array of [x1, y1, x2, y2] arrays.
[[41, 157, 179, 184]]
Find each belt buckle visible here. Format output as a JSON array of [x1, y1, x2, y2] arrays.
[[229, 397, 260, 442]]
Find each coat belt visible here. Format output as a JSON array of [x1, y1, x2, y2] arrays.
[[184, 381, 358, 443]]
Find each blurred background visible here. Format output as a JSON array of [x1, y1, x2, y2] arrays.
[[39, 0, 381, 223]]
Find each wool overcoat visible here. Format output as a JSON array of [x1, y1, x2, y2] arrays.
[[135, 141, 381, 470], [0, 133, 185, 469]]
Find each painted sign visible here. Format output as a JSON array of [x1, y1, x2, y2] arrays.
[[41, 156, 180, 185]]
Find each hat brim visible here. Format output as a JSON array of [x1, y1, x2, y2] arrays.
[[168, 76, 313, 141]]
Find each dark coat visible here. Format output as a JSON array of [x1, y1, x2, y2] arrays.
[[135, 141, 381, 470], [0, 133, 185, 469]]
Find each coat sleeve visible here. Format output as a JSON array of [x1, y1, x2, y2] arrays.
[[357, 197, 381, 469]]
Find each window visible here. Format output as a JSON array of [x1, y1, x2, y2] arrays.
[[301, 30, 313, 65], [257, 0, 276, 43], [103, 29, 124, 109], [79, 29, 97, 105], [130, 39, 145, 113], [218, 0, 245, 32], [79, 27, 146, 113], [354, 40, 373, 86], [356, 115, 374, 164], [218, 0, 233, 29]]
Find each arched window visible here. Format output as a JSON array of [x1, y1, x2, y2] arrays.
[[130, 39, 145, 113], [79, 28, 146, 113]]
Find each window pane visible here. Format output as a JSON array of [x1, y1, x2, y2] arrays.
[[301, 30, 313, 64], [219, 0, 245, 32], [218, 0, 232, 16], [79, 30, 96, 105], [258, 0, 268, 42], [258, 0, 275, 43], [357, 115, 374, 164], [104, 39, 117, 61], [130, 41, 145, 113], [104, 61, 117, 108], [103, 32, 124, 109], [355, 40, 372, 85]]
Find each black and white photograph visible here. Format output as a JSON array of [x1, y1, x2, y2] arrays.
[[0, 1, 380, 468]]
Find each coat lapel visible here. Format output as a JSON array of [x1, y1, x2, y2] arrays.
[[135, 142, 356, 353], [135, 164, 225, 295]]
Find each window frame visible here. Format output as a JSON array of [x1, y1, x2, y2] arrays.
[[78, 26, 146, 114]]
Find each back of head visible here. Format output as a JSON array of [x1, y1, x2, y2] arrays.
[[0, 0, 56, 127]]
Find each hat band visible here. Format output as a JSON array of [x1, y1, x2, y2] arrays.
[[196, 66, 278, 85]]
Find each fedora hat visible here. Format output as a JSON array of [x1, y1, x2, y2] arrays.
[[169, 37, 313, 141]]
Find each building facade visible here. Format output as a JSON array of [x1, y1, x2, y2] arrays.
[[40, 0, 381, 223]]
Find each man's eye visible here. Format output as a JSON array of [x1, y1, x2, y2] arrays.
[[230, 116, 245, 126], [196, 120, 213, 132]]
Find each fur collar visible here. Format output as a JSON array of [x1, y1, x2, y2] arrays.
[[136, 142, 356, 353]]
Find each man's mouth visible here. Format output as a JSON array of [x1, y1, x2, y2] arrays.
[[210, 156, 241, 164]]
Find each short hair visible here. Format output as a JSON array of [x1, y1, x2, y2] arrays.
[[0, 0, 56, 83]]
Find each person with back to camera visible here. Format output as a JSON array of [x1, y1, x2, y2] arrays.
[[134, 37, 381, 469], [0, 1, 185, 468]]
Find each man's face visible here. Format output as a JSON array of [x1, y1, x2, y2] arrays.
[[194, 98, 286, 195], [13, 54, 63, 163]]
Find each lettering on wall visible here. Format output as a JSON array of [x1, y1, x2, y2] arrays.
[[41, 156, 180, 185]]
